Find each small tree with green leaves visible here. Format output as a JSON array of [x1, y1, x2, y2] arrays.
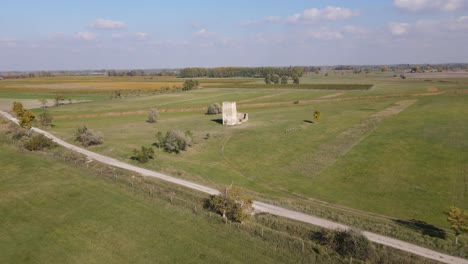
[[147, 109, 158, 123], [264, 74, 272, 84], [206, 186, 253, 223], [271, 74, 280, 84], [280, 75, 288, 84], [155, 130, 192, 153], [23, 134, 56, 151], [447, 207, 468, 245], [55, 95, 66, 106]]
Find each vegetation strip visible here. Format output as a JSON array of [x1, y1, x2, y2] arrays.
[[0, 110, 466, 264]]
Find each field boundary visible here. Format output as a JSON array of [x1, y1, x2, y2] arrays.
[[0, 110, 466, 264]]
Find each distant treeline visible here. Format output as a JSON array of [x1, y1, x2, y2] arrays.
[[179, 67, 315, 78], [107, 70, 177, 77]]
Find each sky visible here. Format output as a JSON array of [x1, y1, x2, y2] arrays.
[[1, 0, 467, 71]]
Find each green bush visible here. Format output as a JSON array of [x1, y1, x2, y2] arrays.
[[312, 229, 373, 260], [132, 146, 155, 163], [23, 134, 56, 151], [155, 130, 192, 153], [38, 110, 53, 127]]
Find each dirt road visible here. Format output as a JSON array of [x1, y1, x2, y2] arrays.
[[1, 110, 466, 264]]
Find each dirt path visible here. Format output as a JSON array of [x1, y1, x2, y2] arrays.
[[0, 110, 466, 264]]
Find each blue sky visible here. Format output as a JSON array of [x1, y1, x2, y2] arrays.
[[1, 0, 467, 70]]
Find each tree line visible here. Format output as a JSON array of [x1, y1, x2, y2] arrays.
[[179, 66, 305, 78]]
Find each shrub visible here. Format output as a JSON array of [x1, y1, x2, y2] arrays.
[[19, 110, 35, 129], [400, 73, 407, 79], [12, 102, 25, 117], [23, 134, 56, 151], [182, 79, 200, 91], [147, 109, 159, 123], [207, 103, 222, 115], [312, 229, 372, 260], [5, 123, 28, 140], [206, 186, 253, 223], [38, 110, 53, 127], [155, 130, 192, 153], [132, 146, 155, 163], [74, 125, 103, 147]]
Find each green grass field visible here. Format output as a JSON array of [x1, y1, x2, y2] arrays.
[[1, 72, 467, 258], [0, 131, 328, 264]]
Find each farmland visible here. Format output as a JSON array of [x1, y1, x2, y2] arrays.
[[1, 71, 467, 259]]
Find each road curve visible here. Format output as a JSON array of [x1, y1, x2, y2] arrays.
[[1, 110, 466, 264]]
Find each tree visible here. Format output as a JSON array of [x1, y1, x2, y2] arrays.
[[292, 73, 300, 84], [19, 110, 35, 129], [38, 110, 53, 127], [12, 102, 25, 117], [206, 185, 253, 223], [264, 74, 272, 84], [147, 109, 158, 123], [447, 207, 467, 245], [314, 110, 321, 121], [207, 103, 222, 115], [280, 75, 288, 84], [182, 79, 200, 91], [271, 74, 280, 84]]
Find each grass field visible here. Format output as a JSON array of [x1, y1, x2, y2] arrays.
[[0, 130, 328, 264], [1, 72, 467, 258]]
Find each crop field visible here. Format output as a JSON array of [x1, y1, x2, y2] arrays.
[[1, 72, 467, 257]]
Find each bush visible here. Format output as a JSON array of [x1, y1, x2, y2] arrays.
[[147, 109, 158, 123], [23, 134, 56, 151], [132, 146, 155, 163], [19, 110, 35, 129], [400, 73, 407, 79], [207, 103, 222, 115], [155, 130, 192, 153], [38, 110, 53, 127], [74, 125, 103, 147], [12, 102, 24, 117], [312, 229, 372, 260], [206, 186, 253, 223], [182, 79, 199, 91], [280, 75, 288, 84], [5, 123, 28, 141]]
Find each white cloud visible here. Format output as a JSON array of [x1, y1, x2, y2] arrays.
[[305, 29, 344, 40], [389, 22, 410, 35], [241, 16, 281, 26], [343, 25, 368, 35], [194, 28, 216, 37], [91, 18, 126, 29], [287, 6, 359, 23], [394, 0, 465, 11], [135, 32, 149, 40], [74, 32, 98, 41]]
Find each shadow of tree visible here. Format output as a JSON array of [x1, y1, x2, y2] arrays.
[[211, 119, 223, 125], [393, 219, 446, 239], [303, 120, 314, 124]]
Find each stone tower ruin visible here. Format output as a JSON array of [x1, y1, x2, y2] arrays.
[[222, 102, 248, 126]]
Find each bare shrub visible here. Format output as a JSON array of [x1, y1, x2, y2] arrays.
[[74, 125, 103, 147], [147, 109, 159, 123]]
